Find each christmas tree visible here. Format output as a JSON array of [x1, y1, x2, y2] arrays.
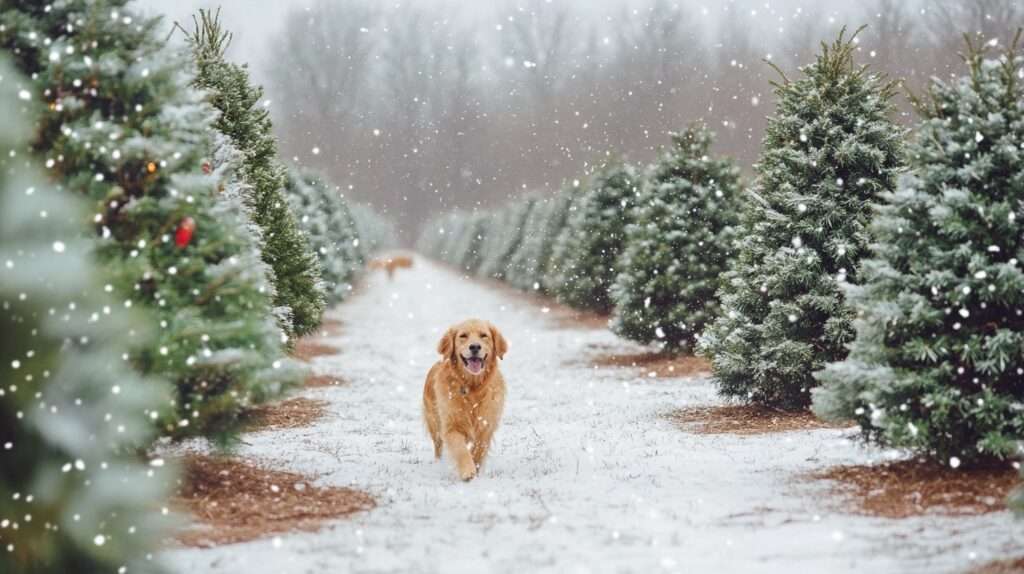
[[550, 163, 640, 313], [285, 166, 362, 305], [1, 0, 302, 443], [697, 29, 904, 409], [0, 58, 172, 574], [477, 196, 537, 280], [180, 8, 325, 337], [612, 126, 742, 350], [542, 187, 585, 294], [457, 212, 491, 275], [507, 185, 577, 293], [814, 36, 1024, 464]]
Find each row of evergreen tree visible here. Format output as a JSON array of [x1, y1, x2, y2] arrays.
[[419, 30, 1024, 474], [0, 2, 395, 572]]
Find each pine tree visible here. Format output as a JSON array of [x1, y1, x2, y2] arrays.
[[457, 212, 491, 274], [506, 195, 554, 290], [507, 185, 577, 292], [180, 8, 325, 337], [612, 125, 742, 350], [478, 197, 536, 280], [285, 166, 362, 305], [814, 36, 1024, 464], [1, 0, 302, 443], [0, 58, 172, 574], [551, 163, 640, 313], [697, 29, 904, 409], [542, 186, 584, 293]]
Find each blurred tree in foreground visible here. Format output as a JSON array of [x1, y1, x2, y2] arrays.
[[0, 58, 173, 574]]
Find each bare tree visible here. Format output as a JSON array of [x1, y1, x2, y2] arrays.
[[258, 0, 994, 240], [605, 0, 703, 153], [924, 0, 1024, 76], [268, 0, 378, 153], [499, 0, 572, 112]]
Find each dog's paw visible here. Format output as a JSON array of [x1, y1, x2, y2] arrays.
[[457, 462, 477, 481]]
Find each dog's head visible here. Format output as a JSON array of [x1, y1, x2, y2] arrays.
[[437, 319, 508, 380]]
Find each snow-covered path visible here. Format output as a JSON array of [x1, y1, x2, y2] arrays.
[[164, 258, 1023, 574]]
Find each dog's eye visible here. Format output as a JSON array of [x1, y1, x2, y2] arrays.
[[459, 333, 468, 339], [480, 333, 488, 338]]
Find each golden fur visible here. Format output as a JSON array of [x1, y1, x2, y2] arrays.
[[369, 255, 413, 279], [422, 319, 508, 481]]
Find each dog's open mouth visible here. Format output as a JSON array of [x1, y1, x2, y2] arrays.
[[461, 355, 485, 375]]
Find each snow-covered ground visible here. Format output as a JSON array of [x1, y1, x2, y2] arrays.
[[163, 259, 1024, 574]]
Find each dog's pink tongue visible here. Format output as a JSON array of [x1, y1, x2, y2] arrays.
[[467, 357, 484, 374]]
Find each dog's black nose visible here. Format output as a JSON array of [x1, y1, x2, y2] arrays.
[[469, 344, 481, 354]]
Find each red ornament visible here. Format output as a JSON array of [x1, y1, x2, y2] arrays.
[[201, 161, 212, 174], [175, 217, 196, 248]]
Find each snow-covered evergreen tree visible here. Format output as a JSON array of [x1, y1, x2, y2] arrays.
[[506, 195, 554, 290], [477, 197, 536, 280], [698, 29, 904, 409], [814, 37, 1024, 463], [448, 211, 479, 272], [285, 166, 362, 305], [541, 186, 583, 293], [0, 58, 173, 574], [612, 125, 742, 350], [550, 163, 640, 313], [454, 212, 490, 274], [507, 186, 576, 292], [1, 0, 302, 443], [180, 8, 325, 337]]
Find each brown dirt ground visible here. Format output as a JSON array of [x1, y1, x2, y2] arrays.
[[591, 351, 711, 378], [318, 318, 344, 337], [172, 454, 375, 548], [808, 459, 1018, 519], [246, 397, 329, 432], [969, 557, 1024, 574], [668, 404, 847, 435], [305, 373, 349, 388], [292, 339, 340, 362]]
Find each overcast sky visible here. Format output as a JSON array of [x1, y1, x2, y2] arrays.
[[138, 0, 868, 77]]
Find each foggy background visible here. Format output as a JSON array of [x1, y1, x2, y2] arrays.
[[140, 0, 1024, 242]]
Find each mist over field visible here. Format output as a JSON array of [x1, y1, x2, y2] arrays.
[[138, 0, 1021, 238]]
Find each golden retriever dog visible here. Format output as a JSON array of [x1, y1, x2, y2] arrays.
[[369, 255, 414, 280], [423, 319, 508, 480]]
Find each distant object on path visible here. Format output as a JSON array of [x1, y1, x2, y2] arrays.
[[369, 254, 414, 280]]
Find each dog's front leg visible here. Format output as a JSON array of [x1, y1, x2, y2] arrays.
[[444, 431, 477, 481]]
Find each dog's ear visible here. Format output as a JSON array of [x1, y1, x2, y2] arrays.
[[437, 327, 456, 359], [490, 323, 508, 360]]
